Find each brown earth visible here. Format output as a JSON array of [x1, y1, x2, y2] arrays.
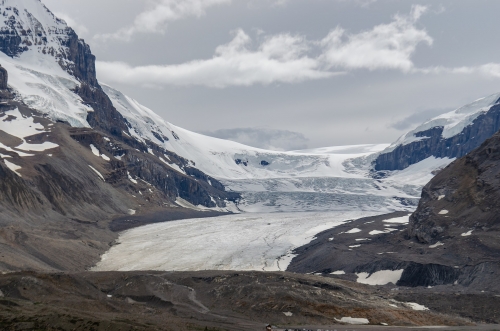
[[0, 270, 475, 331]]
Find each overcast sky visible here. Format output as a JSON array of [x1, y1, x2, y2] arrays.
[[44, 0, 500, 150]]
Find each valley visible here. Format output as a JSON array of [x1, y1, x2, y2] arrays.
[[0, 0, 500, 329]]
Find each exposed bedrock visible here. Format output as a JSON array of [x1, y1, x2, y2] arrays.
[[0, 64, 7, 90], [408, 130, 500, 246]]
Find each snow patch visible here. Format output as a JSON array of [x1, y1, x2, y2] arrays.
[[405, 302, 429, 311], [175, 197, 210, 211], [334, 317, 369, 325], [369, 228, 398, 235], [127, 209, 136, 215], [438, 195, 445, 200], [101, 154, 110, 161], [127, 172, 137, 184], [89, 165, 104, 181], [345, 228, 361, 234], [4, 160, 22, 177], [90, 144, 100, 156], [16, 141, 59, 152], [438, 210, 449, 215], [429, 242, 444, 248], [461, 230, 473, 237], [283, 312, 293, 317], [356, 269, 404, 286], [331, 270, 345, 275], [383, 216, 409, 224], [0, 108, 46, 138]]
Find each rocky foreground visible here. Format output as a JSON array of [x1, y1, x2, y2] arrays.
[[0, 270, 481, 331]]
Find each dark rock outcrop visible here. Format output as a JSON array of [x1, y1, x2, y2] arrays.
[[0, 64, 7, 90], [58, 29, 98, 87], [0, 14, 25, 57], [375, 102, 500, 171]]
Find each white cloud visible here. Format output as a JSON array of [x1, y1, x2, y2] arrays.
[[96, 6, 434, 88], [96, 29, 335, 88], [319, 5, 432, 72], [54, 12, 89, 37], [94, 0, 231, 42]]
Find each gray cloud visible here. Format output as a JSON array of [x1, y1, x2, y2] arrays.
[[390, 108, 453, 131], [94, 0, 232, 42], [200, 128, 309, 151]]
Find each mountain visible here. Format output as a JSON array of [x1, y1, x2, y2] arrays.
[[288, 130, 500, 296], [408, 128, 500, 261], [0, 0, 240, 271], [0, 0, 498, 273], [375, 93, 500, 171]]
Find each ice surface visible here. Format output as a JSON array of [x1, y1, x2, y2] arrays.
[[356, 269, 404, 285], [101, 82, 457, 213], [0, 52, 93, 127], [92, 211, 380, 272]]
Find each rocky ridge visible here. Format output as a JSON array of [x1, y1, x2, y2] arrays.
[[375, 94, 500, 171]]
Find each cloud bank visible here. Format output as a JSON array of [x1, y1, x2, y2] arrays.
[[96, 6, 433, 88], [201, 127, 309, 151]]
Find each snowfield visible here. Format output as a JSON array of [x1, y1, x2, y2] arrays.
[[93, 211, 380, 272]]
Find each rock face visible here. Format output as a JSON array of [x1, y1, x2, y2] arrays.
[[408, 130, 500, 246], [59, 29, 98, 87], [375, 95, 500, 171], [0, 65, 7, 89]]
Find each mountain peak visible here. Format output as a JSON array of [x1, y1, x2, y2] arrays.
[[0, 0, 68, 56], [0, 0, 98, 86]]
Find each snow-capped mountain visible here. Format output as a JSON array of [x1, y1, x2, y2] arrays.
[[0, 0, 497, 216], [375, 93, 500, 171], [1, 0, 500, 274], [0, 0, 464, 215]]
